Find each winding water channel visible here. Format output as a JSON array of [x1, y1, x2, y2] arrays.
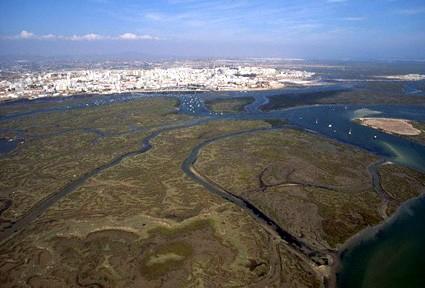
[[0, 117, 210, 242], [1, 89, 425, 288], [181, 127, 331, 266]]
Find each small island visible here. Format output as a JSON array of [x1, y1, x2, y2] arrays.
[[357, 117, 422, 136]]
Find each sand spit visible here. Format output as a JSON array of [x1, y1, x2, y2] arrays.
[[358, 117, 421, 136]]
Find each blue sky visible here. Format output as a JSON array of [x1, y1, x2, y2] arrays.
[[0, 0, 424, 59]]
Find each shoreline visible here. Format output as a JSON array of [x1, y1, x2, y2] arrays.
[[357, 117, 422, 136], [2, 92, 425, 287], [330, 191, 425, 288], [0, 82, 326, 104]]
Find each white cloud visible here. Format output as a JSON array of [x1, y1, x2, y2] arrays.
[[67, 33, 106, 41], [119, 32, 138, 40], [118, 33, 159, 40], [39, 34, 57, 39], [1, 30, 159, 41], [19, 30, 35, 39]]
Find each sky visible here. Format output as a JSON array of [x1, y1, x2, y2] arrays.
[[0, 0, 425, 59]]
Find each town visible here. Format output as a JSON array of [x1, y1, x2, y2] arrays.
[[0, 66, 316, 100]]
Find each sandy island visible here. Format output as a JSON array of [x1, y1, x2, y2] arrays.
[[358, 117, 422, 136]]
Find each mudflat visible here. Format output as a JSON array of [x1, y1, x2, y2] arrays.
[[358, 117, 421, 136]]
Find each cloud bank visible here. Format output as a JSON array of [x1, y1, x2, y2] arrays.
[[1, 30, 160, 41]]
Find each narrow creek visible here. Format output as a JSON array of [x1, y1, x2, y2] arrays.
[[1, 92, 425, 288], [0, 118, 210, 244], [181, 126, 332, 266]]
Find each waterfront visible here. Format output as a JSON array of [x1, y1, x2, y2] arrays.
[[1, 88, 425, 287], [336, 196, 425, 288]]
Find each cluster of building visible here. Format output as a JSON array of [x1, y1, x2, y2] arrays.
[[0, 66, 316, 100]]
